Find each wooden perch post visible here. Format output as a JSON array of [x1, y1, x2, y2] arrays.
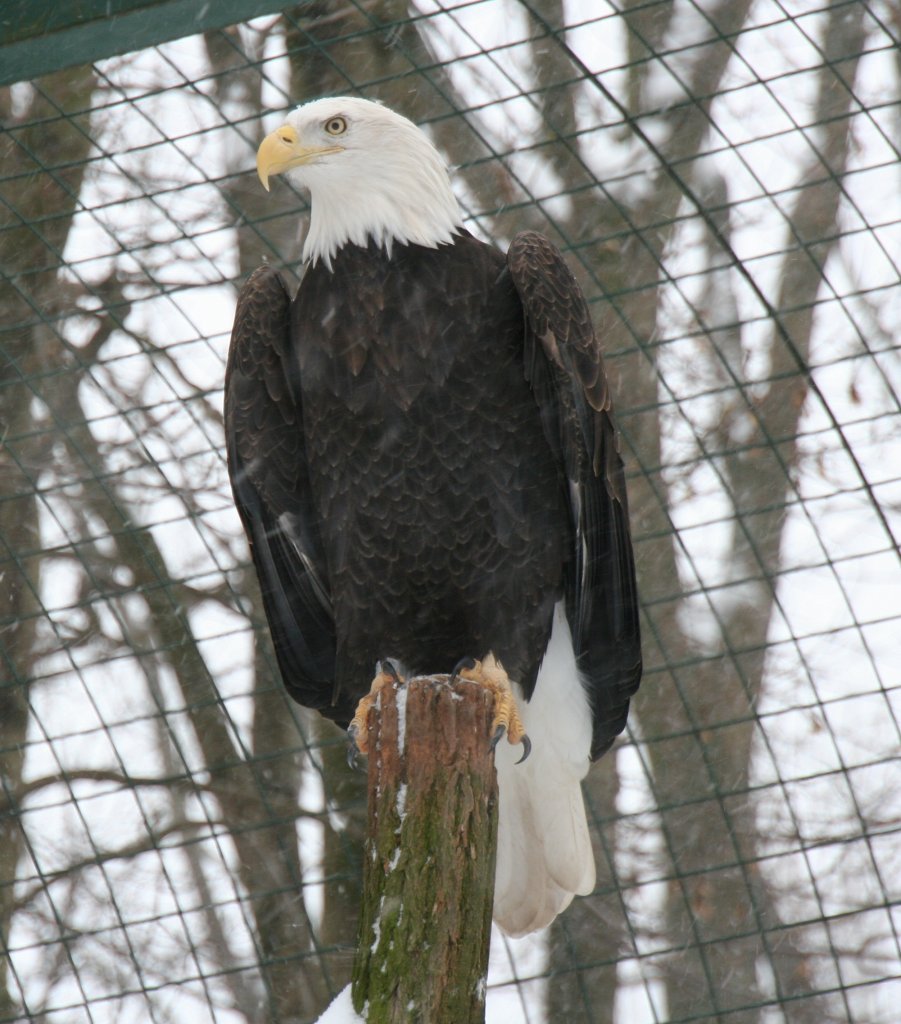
[[351, 674, 499, 1024]]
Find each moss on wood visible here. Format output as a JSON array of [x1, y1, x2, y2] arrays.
[[352, 675, 498, 1024]]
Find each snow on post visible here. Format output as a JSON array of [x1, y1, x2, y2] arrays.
[[351, 674, 498, 1023]]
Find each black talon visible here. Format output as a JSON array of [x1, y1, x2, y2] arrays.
[[489, 723, 506, 752], [488, 725, 532, 764], [516, 734, 532, 765], [450, 655, 477, 683], [346, 727, 365, 771], [377, 658, 402, 683]]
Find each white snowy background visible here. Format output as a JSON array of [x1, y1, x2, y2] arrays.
[[7, 1, 899, 1022]]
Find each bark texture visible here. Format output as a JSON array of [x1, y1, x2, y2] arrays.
[[352, 675, 498, 1024]]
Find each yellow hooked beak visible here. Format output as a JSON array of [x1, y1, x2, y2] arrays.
[[256, 125, 343, 191]]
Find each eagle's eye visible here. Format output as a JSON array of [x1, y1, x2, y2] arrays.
[[324, 116, 348, 136]]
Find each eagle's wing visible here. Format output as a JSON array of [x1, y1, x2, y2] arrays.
[[224, 266, 336, 712], [507, 231, 642, 760]]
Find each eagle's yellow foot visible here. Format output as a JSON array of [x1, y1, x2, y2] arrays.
[[452, 654, 531, 764], [347, 660, 404, 769]]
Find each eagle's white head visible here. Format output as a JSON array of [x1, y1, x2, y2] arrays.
[[256, 96, 464, 268]]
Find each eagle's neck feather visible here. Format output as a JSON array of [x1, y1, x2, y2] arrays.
[[300, 148, 464, 268]]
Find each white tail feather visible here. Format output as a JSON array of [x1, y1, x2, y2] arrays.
[[492, 604, 596, 937]]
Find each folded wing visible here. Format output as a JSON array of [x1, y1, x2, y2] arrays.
[[224, 266, 337, 714], [508, 231, 642, 759]]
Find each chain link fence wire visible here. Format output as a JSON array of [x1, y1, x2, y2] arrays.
[[1, 1, 899, 1021]]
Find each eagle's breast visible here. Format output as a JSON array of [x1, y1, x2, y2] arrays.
[[292, 237, 567, 695]]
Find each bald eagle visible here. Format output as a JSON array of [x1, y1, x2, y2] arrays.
[[225, 97, 641, 936]]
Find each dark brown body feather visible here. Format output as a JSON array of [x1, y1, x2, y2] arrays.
[[225, 230, 640, 759]]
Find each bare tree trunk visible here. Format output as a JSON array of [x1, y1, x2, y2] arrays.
[[521, 1, 867, 1020], [618, 3, 867, 1021], [50, 371, 331, 1021], [0, 65, 96, 1018], [0, 324, 40, 1023], [140, 637, 265, 1021]]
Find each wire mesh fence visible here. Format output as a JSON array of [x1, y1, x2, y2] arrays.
[[1, 1, 899, 1021]]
